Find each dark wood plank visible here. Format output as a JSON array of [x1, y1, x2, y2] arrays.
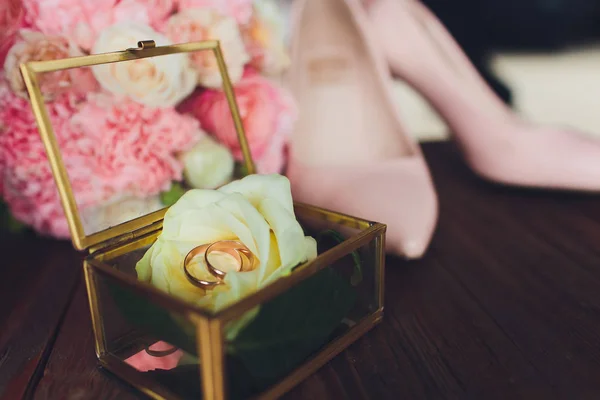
[[0, 234, 81, 399], [425, 143, 600, 393], [32, 283, 143, 400], [284, 356, 369, 400], [341, 253, 553, 400]]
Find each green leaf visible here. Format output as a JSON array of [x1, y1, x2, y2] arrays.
[[6, 214, 27, 233], [234, 162, 249, 178], [318, 229, 363, 286], [160, 182, 186, 207], [228, 267, 357, 389], [0, 201, 28, 235]]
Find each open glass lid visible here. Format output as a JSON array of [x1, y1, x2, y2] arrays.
[[20, 38, 255, 251]]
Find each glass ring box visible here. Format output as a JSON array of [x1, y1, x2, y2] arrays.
[[21, 40, 386, 400]]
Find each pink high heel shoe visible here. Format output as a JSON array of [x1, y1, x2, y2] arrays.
[[366, 0, 600, 191], [286, 0, 438, 258]]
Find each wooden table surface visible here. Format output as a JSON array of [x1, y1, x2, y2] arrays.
[[2, 142, 600, 399]]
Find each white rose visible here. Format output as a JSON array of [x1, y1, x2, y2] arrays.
[[243, 0, 291, 76], [165, 8, 250, 88], [136, 175, 317, 320], [81, 196, 164, 235], [180, 136, 235, 189], [91, 23, 197, 107]]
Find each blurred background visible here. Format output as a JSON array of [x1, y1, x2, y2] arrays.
[[281, 0, 600, 141], [1, 0, 599, 237]]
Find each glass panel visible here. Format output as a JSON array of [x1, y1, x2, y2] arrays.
[[26, 42, 251, 239], [92, 264, 203, 399], [223, 236, 379, 398], [90, 203, 381, 398]]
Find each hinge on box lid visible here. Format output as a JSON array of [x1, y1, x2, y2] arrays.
[[88, 220, 163, 255], [127, 40, 156, 51]]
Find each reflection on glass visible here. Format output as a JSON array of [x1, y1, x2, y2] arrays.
[[125, 341, 183, 372]]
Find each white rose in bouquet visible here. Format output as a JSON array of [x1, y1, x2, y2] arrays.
[[165, 8, 249, 88], [91, 23, 196, 107], [180, 136, 235, 190]]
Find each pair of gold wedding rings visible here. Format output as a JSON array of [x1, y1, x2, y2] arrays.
[[183, 240, 256, 289], [142, 241, 256, 358]]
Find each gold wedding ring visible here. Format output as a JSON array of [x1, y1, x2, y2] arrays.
[[144, 343, 179, 358], [204, 240, 256, 280], [183, 243, 235, 289], [183, 240, 256, 290]]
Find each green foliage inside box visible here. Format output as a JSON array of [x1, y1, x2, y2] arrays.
[[108, 231, 361, 398], [227, 265, 356, 397]]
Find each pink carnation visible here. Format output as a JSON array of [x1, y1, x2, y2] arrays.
[[182, 68, 296, 174], [70, 93, 203, 200], [0, 89, 202, 238], [177, 0, 253, 25], [22, 0, 175, 50], [0, 88, 108, 237], [0, 0, 27, 65]]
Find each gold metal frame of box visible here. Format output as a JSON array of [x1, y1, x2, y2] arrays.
[[22, 39, 387, 400], [20, 39, 255, 251], [84, 204, 385, 400]]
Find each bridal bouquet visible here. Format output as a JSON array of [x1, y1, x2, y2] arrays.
[[0, 0, 296, 238]]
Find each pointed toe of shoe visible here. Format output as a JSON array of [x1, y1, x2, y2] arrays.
[[385, 179, 438, 259], [287, 158, 438, 259], [377, 164, 438, 259]]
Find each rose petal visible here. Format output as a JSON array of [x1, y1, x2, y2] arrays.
[[256, 197, 306, 279], [219, 174, 294, 214]]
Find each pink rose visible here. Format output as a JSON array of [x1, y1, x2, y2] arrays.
[[165, 8, 249, 87], [0, 0, 27, 65], [22, 0, 174, 50], [3, 30, 98, 98], [185, 69, 297, 174], [177, 0, 253, 24]]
